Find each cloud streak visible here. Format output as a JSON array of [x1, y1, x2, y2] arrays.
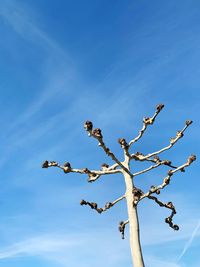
[[0, 231, 130, 267], [0, 0, 77, 129], [0, 234, 83, 267], [0, 0, 67, 58], [177, 219, 200, 262]]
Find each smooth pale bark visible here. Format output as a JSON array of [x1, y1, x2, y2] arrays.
[[124, 172, 145, 267]]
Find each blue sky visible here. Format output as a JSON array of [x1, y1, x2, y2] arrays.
[[0, 0, 199, 266]]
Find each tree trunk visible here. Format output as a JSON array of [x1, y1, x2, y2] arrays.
[[124, 172, 145, 267]]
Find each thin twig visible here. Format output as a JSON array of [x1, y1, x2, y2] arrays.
[[80, 195, 125, 214], [147, 196, 179, 230], [133, 161, 163, 177], [129, 104, 164, 147], [132, 159, 178, 177]]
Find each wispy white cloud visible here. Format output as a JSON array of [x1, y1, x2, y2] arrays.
[[177, 219, 200, 262], [0, 1, 67, 58], [0, 229, 191, 267], [141, 219, 200, 247], [0, 0, 77, 130], [0, 234, 81, 266], [0, 231, 130, 267]]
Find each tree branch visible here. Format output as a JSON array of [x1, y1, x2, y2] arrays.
[[133, 161, 163, 177], [132, 120, 193, 161], [147, 196, 179, 230], [139, 155, 196, 201], [129, 104, 164, 147], [80, 195, 125, 214], [131, 153, 177, 168], [42, 160, 122, 182], [132, 159, 178, 177], [144, 156, 178, 169]]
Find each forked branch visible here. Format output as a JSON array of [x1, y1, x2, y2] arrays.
[[131, 120, 193, 161], [84, 121, 133, 177]]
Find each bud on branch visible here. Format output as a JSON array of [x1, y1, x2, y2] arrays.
[[118, 220, 129, 239]]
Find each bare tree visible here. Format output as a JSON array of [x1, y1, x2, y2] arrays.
[[42, 104, 196, 267]]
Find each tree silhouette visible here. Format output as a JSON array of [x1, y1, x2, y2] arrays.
[[42, 104, 196, 267]]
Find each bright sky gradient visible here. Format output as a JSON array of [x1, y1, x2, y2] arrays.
[[0, 1, 199, 267]]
